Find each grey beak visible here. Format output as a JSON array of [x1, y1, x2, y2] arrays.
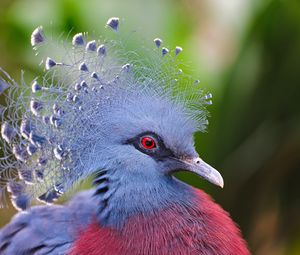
[[178, 157, 224, 188]]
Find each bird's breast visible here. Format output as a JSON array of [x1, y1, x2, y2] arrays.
[[70, 189, 250, 255]]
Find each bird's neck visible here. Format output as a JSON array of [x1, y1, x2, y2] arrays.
[[93, 171, 193, 229]]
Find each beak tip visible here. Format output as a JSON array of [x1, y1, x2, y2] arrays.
[[219, 181, 224, 189], [215, 176, 224, 188], [217, 173, 224, 188]]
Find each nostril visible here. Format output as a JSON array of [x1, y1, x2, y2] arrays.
[[196, 159, 201, 164]]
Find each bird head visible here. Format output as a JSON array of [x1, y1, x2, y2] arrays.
[[0, 17, 223, 211], [93, 91, 223, 189]]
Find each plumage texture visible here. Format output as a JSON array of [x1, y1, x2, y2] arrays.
[[72, 189, 249, 255], [0, 18, 250, 254], [0, 21, 209, 209], [0, 189, 249, 255], [0, 191, 96, 254]]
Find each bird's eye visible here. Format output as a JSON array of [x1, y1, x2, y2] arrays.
[[140, 136, 156, 150]]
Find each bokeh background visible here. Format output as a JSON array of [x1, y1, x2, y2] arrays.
[[0, 0, 299, 254]]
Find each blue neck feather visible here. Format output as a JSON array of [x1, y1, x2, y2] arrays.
[[93, 171, 193, 229]]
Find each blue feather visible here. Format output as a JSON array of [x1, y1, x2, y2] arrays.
[[0, 17, 211, 210]]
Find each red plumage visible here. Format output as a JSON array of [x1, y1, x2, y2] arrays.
[[71, 189, 250, 255]]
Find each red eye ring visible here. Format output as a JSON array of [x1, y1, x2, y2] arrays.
[[141, 137, 156, 150]]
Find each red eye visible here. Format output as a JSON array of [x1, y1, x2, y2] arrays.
[[141, 137, 156, 150]]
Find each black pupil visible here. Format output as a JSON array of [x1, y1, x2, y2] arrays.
[[145, 139, 153, 147]]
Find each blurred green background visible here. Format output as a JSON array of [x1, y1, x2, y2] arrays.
[[0, 0, 299, 254]]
